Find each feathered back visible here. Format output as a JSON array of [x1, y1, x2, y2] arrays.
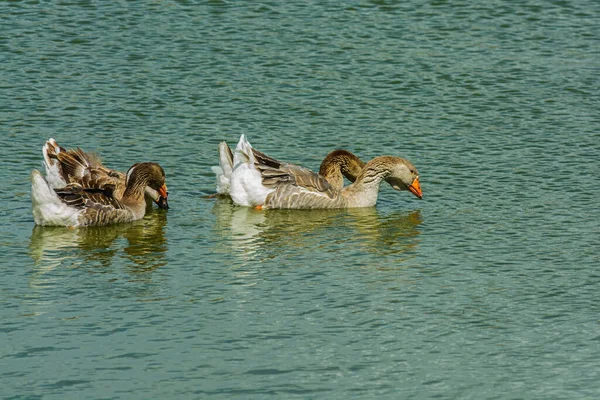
[[42, 138, 127, 197], [253, 151, 335, 195]]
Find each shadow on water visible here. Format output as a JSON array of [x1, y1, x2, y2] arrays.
[[28, 211, 168, 287], [211, 198, 422, 265]]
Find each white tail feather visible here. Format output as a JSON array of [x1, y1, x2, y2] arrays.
[[233, 134, 255, 165], [212, 141, 234, 194], [42, 138, 67, 188], [230, 135, 274, 206]]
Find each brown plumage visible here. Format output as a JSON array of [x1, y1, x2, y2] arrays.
[[214, 141, 369, 196], [318, 149, 366, 191], [261, 156, 422, 209], [229, 135, 422, 210], [32, 162, 169, 227], [32, 139, 169, 227], [42, 138, 167, 208]]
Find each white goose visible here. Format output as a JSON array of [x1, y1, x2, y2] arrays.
[[32, 139, 169, 227], [229, 135, 422, 209], [212, 141, 366, 195]]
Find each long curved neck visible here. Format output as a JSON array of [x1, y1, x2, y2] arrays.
[[122, 170, 151, 205], [341, 156, 393, 207], [319, 150, 366, 190]]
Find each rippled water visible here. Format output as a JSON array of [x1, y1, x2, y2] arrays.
[[2, 1, 599, 399]]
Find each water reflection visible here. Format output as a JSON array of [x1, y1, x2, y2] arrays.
[[211, 198, 422, 263], [28, 211, 168, 287]]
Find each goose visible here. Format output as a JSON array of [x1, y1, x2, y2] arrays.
[[229, 135, 422, 209], [32, 162, 168, 227], [212, 141, 366, 195], [41, 138, 167, 207], [32, 139, 169, 226]]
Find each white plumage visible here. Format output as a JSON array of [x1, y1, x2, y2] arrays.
[[229, 135, 275, 206], [42, 138, 69, 188], [211, 142, 234, 194], [31, 170, 81, 226]]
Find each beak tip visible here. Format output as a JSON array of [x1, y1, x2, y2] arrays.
[[409, 177, 422, 200], [156, 184, 169, 209], [156, 197, 169, 210]]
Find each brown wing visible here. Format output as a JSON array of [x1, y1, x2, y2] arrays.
[[54, 184, 137, 226], [49, 144, 127, 197], [54, 184, 125, 211], [255, 161, 336, 197], [250, 146, 349, 209], [252, 148, 283, 169], [76, 167, 126, 198], [252, 148, 335, 194], [45, 141, 101, 182]]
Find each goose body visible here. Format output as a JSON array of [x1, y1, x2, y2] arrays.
[[229, 135, 422, 209], [41, 138, 166, 206], [32, 139, 169, 227], [212, 141, 366, 195]]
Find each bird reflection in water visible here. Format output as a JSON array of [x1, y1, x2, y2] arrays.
[[28, 210, 168, 287], [211, 198, 422, 264]]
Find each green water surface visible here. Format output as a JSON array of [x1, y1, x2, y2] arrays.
[[2, 1, 599, 399]]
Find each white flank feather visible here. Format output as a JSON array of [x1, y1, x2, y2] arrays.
[[31, 170, 81, 227], [229, 135, 274, 206], [42, 138, 67, 188]]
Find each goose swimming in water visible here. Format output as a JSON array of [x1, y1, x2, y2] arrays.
[[228, 135, 422, 209], [31, 139, 168, 227], [40, 138, 168, 208]]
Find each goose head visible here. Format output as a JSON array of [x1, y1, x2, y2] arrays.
[[127, 163, 169, 209], [384, 158, 422, 199]]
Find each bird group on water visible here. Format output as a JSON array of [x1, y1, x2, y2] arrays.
[[31, 136, 422, 227]]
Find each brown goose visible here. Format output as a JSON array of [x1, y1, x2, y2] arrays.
[[32, 139, 169, 226], [42, 138, 167, 208], [32, 162, 168, 227], [229, 135, 422, 209]]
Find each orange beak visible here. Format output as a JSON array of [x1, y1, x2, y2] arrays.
[[156, 184, 169, 209], [408, 177, 422, 199]]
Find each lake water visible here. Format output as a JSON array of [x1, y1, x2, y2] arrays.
[[2, 1, 599, 399]]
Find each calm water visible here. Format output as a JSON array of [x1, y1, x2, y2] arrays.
[[2, 1, 600, 399]]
